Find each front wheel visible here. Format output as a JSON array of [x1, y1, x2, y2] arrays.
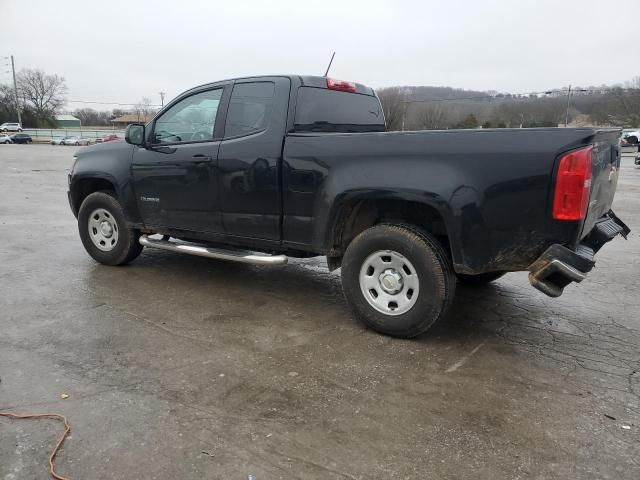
[[78, 191, 143, 265], [341, 224, 455, 338]]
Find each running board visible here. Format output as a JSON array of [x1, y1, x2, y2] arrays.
[[139, 235, 288, 265]]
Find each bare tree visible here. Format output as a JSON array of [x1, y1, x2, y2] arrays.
[[377, 87, 407, 131], [625, 76, 640, 90], [135, 97, 154, 122], [0, 84, 17, 123], [17, 69, 67, 126], [73, 108, 113, 127], [610, 86, 640, 127], [416, 105, 449, 129]]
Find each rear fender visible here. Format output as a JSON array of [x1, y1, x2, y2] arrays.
[[322, 189, 463, 265]]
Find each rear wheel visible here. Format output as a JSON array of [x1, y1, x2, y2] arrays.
[[341, 224, 455, 338], [457, 271, 506, 285], [78, 191, 143, 265]]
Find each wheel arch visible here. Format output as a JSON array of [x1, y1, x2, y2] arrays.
[[324, 192, 462, 270], [70, 175, 119, 215]]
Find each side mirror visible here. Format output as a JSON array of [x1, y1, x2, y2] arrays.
[[125, 123, 145, 146]]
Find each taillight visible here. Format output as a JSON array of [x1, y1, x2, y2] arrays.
[[326, 78, 356, 93], [552, 146, 593, 220]]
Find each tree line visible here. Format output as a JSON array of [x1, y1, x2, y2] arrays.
[[378, 76, 640, 131]]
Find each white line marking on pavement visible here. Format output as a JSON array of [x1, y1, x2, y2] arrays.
[[445, 342, 485, 373]]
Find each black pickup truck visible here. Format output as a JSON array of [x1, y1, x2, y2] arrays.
[[68, 75, 629, 338]]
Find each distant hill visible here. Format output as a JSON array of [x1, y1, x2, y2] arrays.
[[401, 86, 489, 102], [377, 78, 640, 130]]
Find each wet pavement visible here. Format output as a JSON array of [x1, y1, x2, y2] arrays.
[[1, 144, 638, 479]]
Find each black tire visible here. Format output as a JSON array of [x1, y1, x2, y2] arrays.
[[457, 271, 506, 285], [78, 191, 143, 266], [341, 224, 455, 338]]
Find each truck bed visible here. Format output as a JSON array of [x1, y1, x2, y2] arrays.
[[283, 127, 622, 273]]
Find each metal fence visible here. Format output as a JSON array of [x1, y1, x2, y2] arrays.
[[23, 128, 126, 142]]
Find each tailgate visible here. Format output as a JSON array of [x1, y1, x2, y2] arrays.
[[580, 130, 622, 238]]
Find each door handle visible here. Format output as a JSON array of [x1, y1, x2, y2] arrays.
[[191, 154, 212, 164]]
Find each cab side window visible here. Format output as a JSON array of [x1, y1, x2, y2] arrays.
[[224, 82, 275, 138], [152, 89, 223, 144]]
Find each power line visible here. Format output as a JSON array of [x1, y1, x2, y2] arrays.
[[392, 87, 636, 103], [68, 99, 163, 107], [61, 86, 638, 110], [399, 88, 625, 105], [396, 86, 637, 131]]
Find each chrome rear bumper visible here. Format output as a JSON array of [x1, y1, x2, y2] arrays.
[[528, 212, 629, 297]]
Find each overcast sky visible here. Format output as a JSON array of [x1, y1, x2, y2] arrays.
[[1, 0, 637, 110]]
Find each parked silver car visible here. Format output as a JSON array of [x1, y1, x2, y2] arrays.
[[53, 136, 92, 146], [0, 134, 12, 144], [0, 122, 22, 132]]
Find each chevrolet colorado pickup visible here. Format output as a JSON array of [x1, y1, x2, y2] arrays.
[[68, 75, 630, 338]]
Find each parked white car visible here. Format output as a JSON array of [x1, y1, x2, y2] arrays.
[[0, 122, 22, 132], [52, 136, 92, 146], [0, 134, 12, 144], [621, 129, 639, 146]]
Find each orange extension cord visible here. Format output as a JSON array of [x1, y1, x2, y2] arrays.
[[0, 412, 71, 480]]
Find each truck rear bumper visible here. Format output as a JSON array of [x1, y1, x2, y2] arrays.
[[528, 211, 630, 297]]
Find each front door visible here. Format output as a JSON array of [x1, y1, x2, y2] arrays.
[[131, 86, 227, 233]]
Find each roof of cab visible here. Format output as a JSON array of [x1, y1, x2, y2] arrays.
[[182, 74, 376, 98]]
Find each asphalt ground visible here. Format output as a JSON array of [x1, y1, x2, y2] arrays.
[[1, 144, 638, 479]]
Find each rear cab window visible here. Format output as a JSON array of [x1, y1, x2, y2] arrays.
[[294, 87, 385, 133], [224, 82, 275, 138]]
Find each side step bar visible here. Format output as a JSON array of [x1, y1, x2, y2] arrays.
[[139, 235, 288, 265]]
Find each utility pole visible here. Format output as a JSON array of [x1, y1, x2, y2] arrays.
[[10, 55, 21, 126], [401, 101, 407, 131], [564, 84, 572, 127], [159, 91, 166, 107]]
